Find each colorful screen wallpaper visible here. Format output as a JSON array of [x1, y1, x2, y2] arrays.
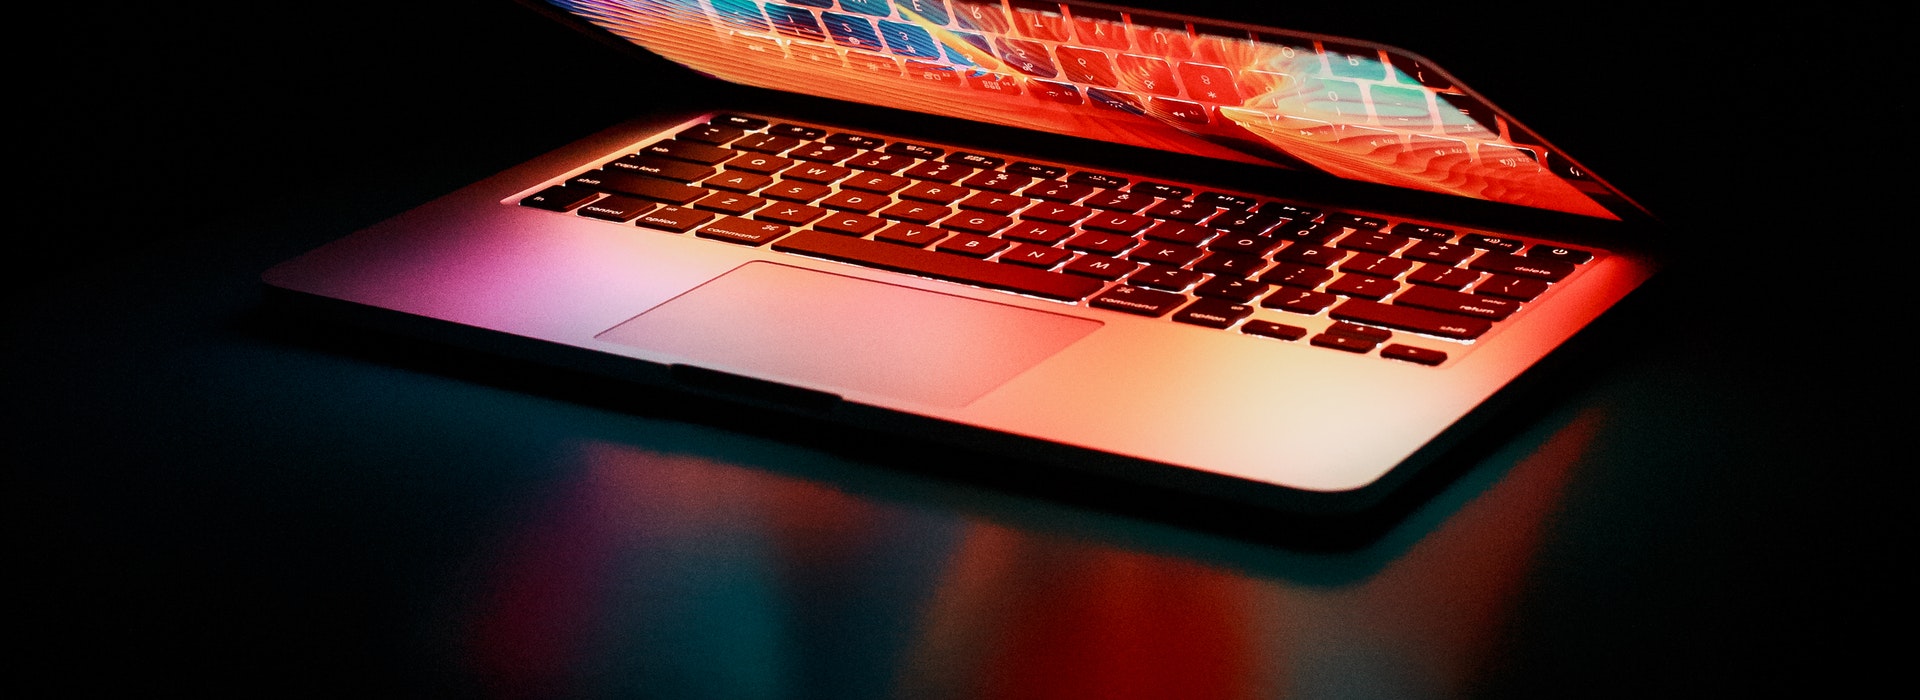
[[541, 0, 1628, 220]]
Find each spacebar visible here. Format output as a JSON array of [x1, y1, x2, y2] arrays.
[[772, 230, 1103, 301]]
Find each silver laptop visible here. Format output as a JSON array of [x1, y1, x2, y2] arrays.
[[262, 0, 1665, 517]]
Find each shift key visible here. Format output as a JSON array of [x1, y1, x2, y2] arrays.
[[1330, 298, 1491, 340], [568, 169, 706, 205]]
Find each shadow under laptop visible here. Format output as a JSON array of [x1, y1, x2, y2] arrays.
[[232, 291, 1642, 695]]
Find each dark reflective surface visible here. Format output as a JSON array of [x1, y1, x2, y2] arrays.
[[15, 2, 1898, 696]]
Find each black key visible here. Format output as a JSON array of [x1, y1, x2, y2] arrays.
[[1130, 181, 1192, 199], [697, 216, 791, 246], [733, 133, 803, 154], [1242, 320, 1307, 341], [1394, 224, 1454, 241], [1408, 264, 1482, 290], [519, 185, 598, 212], [1329, 298, 1492, 340], [882, 141, 945, 159], [568, 170, 705, 205], [1007, 161, 1067, 178], [825, 132, 885, 149], [1128, 267, 1203, 291], [1089, 285, 1186, 317], [1382, 343, 1448, 366], [643, 139, 735, 165], [636, 205, 716, 232], [1261, 288, 1338, 314], [693, 191, 766, 216], [1461, 233, 1525, 253], [815, 212, 887, 236], [1327, 321, 1392, 343], [1311, 332, 1378, 353], [1023, 180, 1097, 203], [1062, 255, 1139, 280], [1325, 212, 1389, 230], [1068, 171, 1128, 189], [1394, 285, 1521, 321], [1258, 263, 1334, 289], [1194, 277, 1268, 302], [873, 222, 950, 247], [577, 194, 656, 222], [1469, 252, 1575, 281], [773, 230, 1103, 301], [710, 114, 769, 130], [1526, 245, 1594, 264], [678, 124, 746, 145], [1194, 192, 1258, 210], [1193, 251, 1268, 278], [946, 152, 1005, 169], [769, 123, 827, 139], [609, 154, 716, 182], [1173, 298, 1253, 329]]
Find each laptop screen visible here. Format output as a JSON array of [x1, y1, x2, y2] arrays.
[[540, 0, 1634, 221]]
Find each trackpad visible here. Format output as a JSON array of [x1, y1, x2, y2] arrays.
[[596, 262, 1102, 407]]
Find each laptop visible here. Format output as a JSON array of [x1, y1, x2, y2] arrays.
[[261, 0, 1666, 519]]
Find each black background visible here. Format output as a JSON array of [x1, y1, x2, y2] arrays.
[[15, 1, 1902, 695]]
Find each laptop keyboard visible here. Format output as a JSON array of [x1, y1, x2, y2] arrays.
[[518, 114, 1600, 366]]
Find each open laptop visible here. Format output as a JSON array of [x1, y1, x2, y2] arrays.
[[262, 0, 1665, 518]]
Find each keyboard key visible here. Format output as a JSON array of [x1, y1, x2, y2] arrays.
[[1193, 251, 1268, 278], [769, 123, 827, 139], [637, 205, 716, 233], [1173, 298, 1253, 328], [609, 154, 716, 182], [724, 152, 794, 174], [1063, 231, 1138, 255], [879, 201, 951, 223], [935, 233, 1010, 257], [677, 124, 745, 145], [819, 190, 891, 213], [1526, 245, 1594, 264], [732, 133, 803, 154], [785, 163, 854, 183], [1023, 180, 1097, 202], [873, 221, 950, 246], [1330, 299, 1491, 340], [698, 216, 791, 246], [1475, 274, 1551, 302], [1127, 266, 1203, 291], [1000, 244, 1073, 268], [1067, 171, 1128, 190], [1090, 285, 1187, 317], [1382, 344, 1448, 366], [1193, 277, 1267, 302], [1261, 288, 1338, 314], [703, 170, 774, 193], [1326, 273, 1400, 300], [519, 185, 598, 212], [1395, 285, 1520, 321], [1242, 320, 1307, 341], [957, 192, 1030, 214], [841, 172, 912, 193], [756, 202, 829, 226], [903, 160, 974, 183], [761, 180, 832, 203], [1469, 252, 1576, 281], [1257, 263, 1334, 289], [694, 191, 767, 216], [577, 195, 656, 222], [941, 211, 1013, 234], [569, 170, 705, 205], [773, 230, 1103, 301], [1311, 332, 1378, 353], [643, 139, 735, 165], [1062, 254, 1139, 280], [814, 212, 887, 236], [1407, 263, 1481, 290], [899, 180, 970, 204], [710, 114, 769, 130]]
